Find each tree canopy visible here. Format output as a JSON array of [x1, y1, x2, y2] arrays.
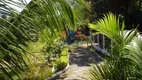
[[90, 0, 142, 31]]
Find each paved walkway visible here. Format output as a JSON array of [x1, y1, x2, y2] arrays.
[[56, 47, 104, 80]]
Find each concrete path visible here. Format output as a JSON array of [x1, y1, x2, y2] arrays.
[[56, 47, 103, 80]]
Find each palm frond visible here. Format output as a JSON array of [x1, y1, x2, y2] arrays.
[[88, 13, 139, 79], [124, 35, 142, 68], [89, 13, 137, 55], [0, 0, 90, 79]]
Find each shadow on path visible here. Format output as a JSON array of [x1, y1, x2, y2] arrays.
[[56, 46, 104, 80], [69, 47, 104, 66]]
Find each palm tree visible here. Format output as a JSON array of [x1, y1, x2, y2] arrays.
[[0, 0, 90, 79], [89, 13, 140, 80], [123, 35, 142, 78], [124, 35, 142, 68]]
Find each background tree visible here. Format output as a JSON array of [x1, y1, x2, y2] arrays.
[[91, 0, 142, 31]]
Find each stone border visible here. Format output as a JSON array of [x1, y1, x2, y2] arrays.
[[45, 53, 70, 80]]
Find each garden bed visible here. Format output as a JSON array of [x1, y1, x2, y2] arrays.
[[45, 48, 69, 80]]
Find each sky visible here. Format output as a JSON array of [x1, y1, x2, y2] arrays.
[[0, 0, 32, 17], [10, 0, 32, 12]]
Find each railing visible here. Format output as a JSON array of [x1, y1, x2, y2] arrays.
[[89, 33, 111, 57]]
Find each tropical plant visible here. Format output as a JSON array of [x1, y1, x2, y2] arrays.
[[0, 0, 90, 79], [124, 35, 142, 68], [89, 13, 137, 55], [54, 48, 68, 72], [123, 35, 142, 78], [0, 17, 28, 80], [20, 41, 53, 80], [89, 13, 140, 80]]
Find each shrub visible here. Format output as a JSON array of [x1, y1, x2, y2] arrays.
[[60, 48, 68, 56], [54, 48, 68, 72]]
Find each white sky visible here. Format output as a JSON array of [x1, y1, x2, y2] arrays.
[[0, 0, 31, 16], [8, 0, 32, 12], [0, 0, 31, 17]]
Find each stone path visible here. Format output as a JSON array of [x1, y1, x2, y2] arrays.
[[56, 47, 104, 80]]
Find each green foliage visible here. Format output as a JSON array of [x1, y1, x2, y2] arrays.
[[71, 0, 91, 25], [18, 41, 53, 80], [91, 0, 142, 31], [89, 13, 122, 43], [22, 63, 52, 80], [24, 41, 46, 53], [124, 36, 142, 69], [38, 27, 58, 45], [54, 48, 68, 72], [0, 0, 90, 79], [89, 13, 140, 79], [89, 13, 137, 55], [90, 59, 138, 80], [60, 48, 68, 56], [0, 17, 28, 80], [54, 57, 68, 72]]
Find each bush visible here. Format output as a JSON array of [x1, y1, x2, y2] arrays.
[[54, 48, 68, 72], [60, 48, 68, 56], [20, 63, 52, 80], [54, 58, 67, 72]]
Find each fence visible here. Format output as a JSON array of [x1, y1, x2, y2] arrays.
[[90, 33, 111, 57]]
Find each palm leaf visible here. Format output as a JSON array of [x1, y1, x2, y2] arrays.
[[124, 35, 142, 68], [88, 13, 139, 79], [0, 0, 90, 79]]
